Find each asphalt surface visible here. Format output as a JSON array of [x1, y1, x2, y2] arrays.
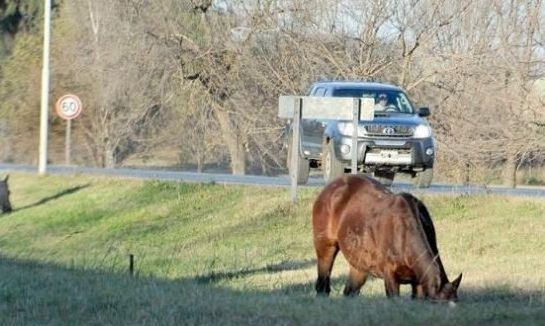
[[1, 163, 545, 198]]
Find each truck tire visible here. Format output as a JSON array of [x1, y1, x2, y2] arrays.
[[287, 135, 310, 185], [374, 170, 395, 187], [414, 168, 433, 188], [322, 140, 345, 183]]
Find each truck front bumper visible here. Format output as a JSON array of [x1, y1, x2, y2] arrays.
[[333, 136, 435, 169]]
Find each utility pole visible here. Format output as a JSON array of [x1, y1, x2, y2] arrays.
[[39, 0, 51, 175]]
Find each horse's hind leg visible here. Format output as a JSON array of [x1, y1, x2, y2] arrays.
[[314, 241, 339, 296], [343, 265, 368, 296]]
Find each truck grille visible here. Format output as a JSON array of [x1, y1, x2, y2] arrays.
[[364, 125, 414, 137]]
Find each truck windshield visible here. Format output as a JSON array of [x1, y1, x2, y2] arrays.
[[332, 88, 414, 114]]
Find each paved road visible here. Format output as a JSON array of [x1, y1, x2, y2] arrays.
[[1, 163, 545, 198]]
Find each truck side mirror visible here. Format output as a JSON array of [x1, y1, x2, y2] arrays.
[[418, 107, 430, 117]]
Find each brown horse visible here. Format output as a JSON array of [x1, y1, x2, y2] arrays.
[[312, 174, 461, 301]]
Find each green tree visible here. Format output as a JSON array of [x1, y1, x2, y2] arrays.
[[0, 0, 48, 55], [0, 0, 65, 163], [0, 32, 42, 162]]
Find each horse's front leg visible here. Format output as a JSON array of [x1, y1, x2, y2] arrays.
[[384, 274, 400, 297], [411, 283, 426, 299]]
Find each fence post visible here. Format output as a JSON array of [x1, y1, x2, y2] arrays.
[[351, 99, 360, 175], [290, 98, 302, 205], [129, 254, 134, 276]]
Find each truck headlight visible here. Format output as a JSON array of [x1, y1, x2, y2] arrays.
[[338, 122, 353, 136], [425, 147, 434, 156], [413, 124, 432, 138], [338, 122, 366, 137]]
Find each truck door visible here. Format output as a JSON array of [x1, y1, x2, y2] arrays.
[[301, 87, 327, 157]]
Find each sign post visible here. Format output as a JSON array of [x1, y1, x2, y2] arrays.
[[56, 94, 82, 165], [351, 99, 360, 175], [357, 97, 375, 174], [290, 99, 302, 204]]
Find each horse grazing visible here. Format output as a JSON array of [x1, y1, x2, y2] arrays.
[[0, 175, 12, 214], [312, 174, 461, 301]]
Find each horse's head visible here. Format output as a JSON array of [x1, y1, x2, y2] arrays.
[[0, 175, 12, 213], [436, 273, 462, 302]]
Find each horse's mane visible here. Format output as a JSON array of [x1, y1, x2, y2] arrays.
[[399, 193, 434, 251], [399, 192, 449, 285], [399, 194, 437, 252]]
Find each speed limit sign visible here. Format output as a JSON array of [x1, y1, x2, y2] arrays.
[[56, 94, 82, 120]]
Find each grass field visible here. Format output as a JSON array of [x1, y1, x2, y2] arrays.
[[0, 173, 544, 325]]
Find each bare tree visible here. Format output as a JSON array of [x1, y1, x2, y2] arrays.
[[423, 0, 545, 186], [54, 0, 174, 167], [173, 85, 226, 172]]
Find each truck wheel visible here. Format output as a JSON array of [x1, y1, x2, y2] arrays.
[[322, 140, 345, 183], [374, 170, 395, 187], [414, 169, 433, 188], [287, 136, 310, 185]]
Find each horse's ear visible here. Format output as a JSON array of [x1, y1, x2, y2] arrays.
[[451, 273, 462, 290], [2, 175, 8, 182]]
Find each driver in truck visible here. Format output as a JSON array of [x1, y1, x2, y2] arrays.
[[374, 93, 388, 111]]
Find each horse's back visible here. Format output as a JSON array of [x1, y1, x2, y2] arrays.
[[312, 175, 393, 243]]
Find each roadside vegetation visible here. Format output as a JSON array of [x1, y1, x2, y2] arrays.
[[0, 173, 544, 325]]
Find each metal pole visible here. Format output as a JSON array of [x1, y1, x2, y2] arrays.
[[351, 99, 360, 175], [290, 98, 302, 205], [65, 120, 71, 165], [39, 0, 52, 175]]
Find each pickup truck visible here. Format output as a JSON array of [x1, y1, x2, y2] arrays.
[[285, 81, 435, 187]]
